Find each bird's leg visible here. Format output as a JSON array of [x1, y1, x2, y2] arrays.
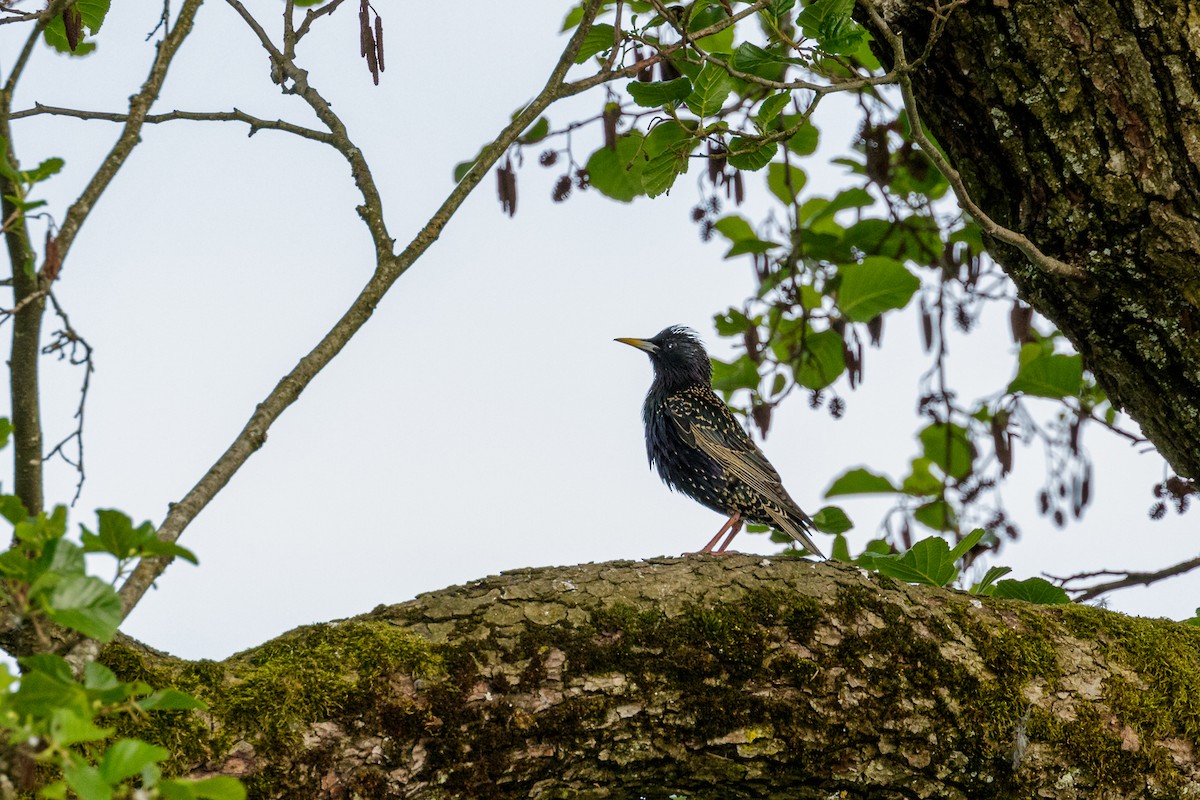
[[715, 514, 744, 553], [697, 512, 741, 554]]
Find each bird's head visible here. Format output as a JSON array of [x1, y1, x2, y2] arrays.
[[616, 325, 713, 389]]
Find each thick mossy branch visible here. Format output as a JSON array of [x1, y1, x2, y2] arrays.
[[101, 557, 1200, 799]]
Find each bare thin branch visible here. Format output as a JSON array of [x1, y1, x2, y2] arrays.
[[12, 103, 334, 143], [0, 11, 39, 26], [111, 0, 609, 621], [42, 292, 93, 506], [1048, 554, 1200, 603], [2, 0, 71, 102], [295, 0, 348, 41], [55, 0, 205, 264]]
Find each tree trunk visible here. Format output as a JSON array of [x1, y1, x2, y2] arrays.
[[103, 556, 1200, 798], [858, 0, 1200, 481]]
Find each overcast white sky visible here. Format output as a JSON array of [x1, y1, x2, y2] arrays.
[[1, 2, 1195, 660]]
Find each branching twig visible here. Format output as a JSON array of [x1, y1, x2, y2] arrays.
[[11, 103, 334, 143], [0, 10, 39, 26], [863, 1, 1084, 280], [42, 293, 93, 506], [107, 0, 610, 626], [1047, 554, 1200, 603], [295, 0, 348, 41]]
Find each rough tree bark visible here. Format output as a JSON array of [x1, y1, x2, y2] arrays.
[[103, 556, 1200, 798], [859, 0, 1200, 481]]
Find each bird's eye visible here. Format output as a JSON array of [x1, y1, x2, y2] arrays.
[[665, 342, 675, 350]]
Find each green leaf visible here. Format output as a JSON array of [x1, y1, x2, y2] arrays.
[[730, 42, 803, 79], [726, 138, 777, 171], [785, 119, 820, 155], [837, 257, 920, 322], [796, 0, 865, 55], [711, 356, 759, 394], [947, 528, 985, 562], [84, 661, 119, 692], [713, 308, 752, 336], [901, 457, 942, 496], [21, 653, 75, 683], [33, 538, 86, 583], [81, 509, 143, 558], [766, 162, 807, 204], [810, 505, 852, 534], [825, 467, 897, 497], [138, 688, 208, 712], [20, 157, 64, 185], [574, 24, 616, 63], [792, 328, 845, 390], [713, 215, 756, 242], [831, 533, 852, 562], [42, 0, 111, 55], [804, 186, 873, 223], [43, 575, 122, 641], [970, 565, 1013, 596], [100, 739, 170, 785], [40, 781, 68, 799], [561, 4, 585, 31], [1008, 352, 1084, 399], [63, 759, 111, 800], [641, 150, 689, 198], [517, 117, 550, 144], [726, 238, 782, 257], [861, 536, 957, 586], [585, 133, 646, 202], [684, 63, 733, 116], [627, 77, 693, 108], [170, 776, 246, 800], [918, 422, 974, 481], [712, 215, 782, 256], [51, 709, 114, 746], [140, 539, 200, 564], [913, 499, 957, 532], [0, 493, 27, 525], [757, 92, 791, 126], [644, 120, 697, 157], [992, 577, 1070, 605], [690, 5, 735, 54]]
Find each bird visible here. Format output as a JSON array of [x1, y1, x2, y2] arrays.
[[616, 325, 824, 558]]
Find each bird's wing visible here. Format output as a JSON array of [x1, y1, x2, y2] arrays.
[[664, 388, 791, 509], [665, 387, 824, 557]]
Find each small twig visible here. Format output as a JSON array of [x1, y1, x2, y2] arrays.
[[41, 293, 93, 506], [0, 11, 39, 25], [1047, 554, 1200, 603], [11, 103, 334, 143], [145, 0, 170, 41], [2, 0, 71, 103], [864, 1, 1083, 279], [2, 286, 47, 316], [282, 0, 296, 62], [295, 0, 347, 41]]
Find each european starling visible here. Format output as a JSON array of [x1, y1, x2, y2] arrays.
[[616, 326, 824, 557]]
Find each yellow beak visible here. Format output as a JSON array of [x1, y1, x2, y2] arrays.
[[614, 337, 658, 353]]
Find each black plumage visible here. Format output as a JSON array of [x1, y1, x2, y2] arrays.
[[616, 326, 824, 557]]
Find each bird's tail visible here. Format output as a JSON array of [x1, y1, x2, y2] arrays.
[[768, 506, 825, 559]]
